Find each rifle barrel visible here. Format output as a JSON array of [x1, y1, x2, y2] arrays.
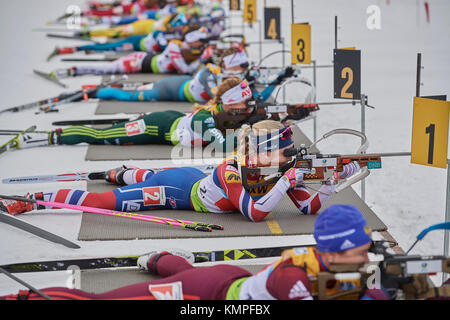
[[340, 152, 411, 158]]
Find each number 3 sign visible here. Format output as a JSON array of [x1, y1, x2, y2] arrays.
[[411, 96, 450, 169], [291, 23, 311, 65]]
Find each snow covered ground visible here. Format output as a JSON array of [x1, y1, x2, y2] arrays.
[[0, 0, 449, 295]]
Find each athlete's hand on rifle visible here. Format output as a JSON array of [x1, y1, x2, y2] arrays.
[[276, 66, 296, 84], [282, 168, 305, 189], [337, 161, 361, 179]]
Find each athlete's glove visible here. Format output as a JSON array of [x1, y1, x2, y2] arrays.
[[282, 168, 305, 189], [337, 161, 361, 179], [275, 66, 295, 84]]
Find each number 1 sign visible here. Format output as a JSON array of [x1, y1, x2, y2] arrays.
[[411, 96, 450, 169]]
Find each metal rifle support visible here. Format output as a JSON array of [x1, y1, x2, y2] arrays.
[[361, 94, 367, 201], [257, 19, 262, 62], [445, 159, 450, 282], [313, 62, 319, 141], [416, 53, 422, 97], [335, 16, 338, 49]]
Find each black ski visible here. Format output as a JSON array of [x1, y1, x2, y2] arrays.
[[35, 77, 121, 114], [0, 212, 80, 249], [52, 118, 131, 126], [0, 90, 83, 114], [1, 245, 300, 273]]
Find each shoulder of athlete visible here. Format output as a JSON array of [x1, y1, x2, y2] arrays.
[[267, 262, 313, 300], [216, 156, 242, 185], [191, 108, 216, 129]]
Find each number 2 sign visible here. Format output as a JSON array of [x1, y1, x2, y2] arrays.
[[333, 49, 361, 100], [411, 97, 450, 169]]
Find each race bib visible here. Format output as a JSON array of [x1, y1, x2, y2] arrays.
[[148, 281, 183, 300], [125, 119, 146, 136], [142, 186, 166, 206]]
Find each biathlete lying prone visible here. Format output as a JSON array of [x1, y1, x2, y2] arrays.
[[1, 205, 391, 300]]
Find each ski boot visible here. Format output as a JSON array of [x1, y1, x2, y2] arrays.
[[137, 248, 195, 274], [0, 193, 43, 216], [14, 130, 60, 149]]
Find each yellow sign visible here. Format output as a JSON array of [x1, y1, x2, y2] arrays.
[[411, 97, 450, 169], [291, 24, 311, 65], [244, 0, 257, 23]]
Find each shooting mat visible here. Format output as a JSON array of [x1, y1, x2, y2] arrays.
[[77, 180, 386, 241], [78, 126, 386, 240], [84, 125, 314, 161]]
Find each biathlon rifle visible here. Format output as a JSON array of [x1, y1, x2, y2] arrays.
[[214, 99, 319, 131], [239, 128, 410, 193], [308, 236, 450, 300], [318, 237, 450, 300]]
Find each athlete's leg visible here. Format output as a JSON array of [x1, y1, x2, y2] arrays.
[[96, 75, 192, 102], [74, 52, 148, 75], [59, 110, 184, 145], [77, 35, 145, 52], [113, 167, 206, 211]]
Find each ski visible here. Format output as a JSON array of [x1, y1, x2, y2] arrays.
[[46, 33, 108, 44], [0, 78, 138, 115], [35, 77, 122, 114], [33, 69, 67, 88], [0, 89, 84, 114], [0, 129, 49, 136], [0, 212, 80, 249], [2, 164, 216, 184], [0, 244, 299, 273], [0, 126, 36, 155], [52, 118, 131, 126], [2, 171, 105, 184], [46, 32, 92, 42], [61, 57, 118, 62]]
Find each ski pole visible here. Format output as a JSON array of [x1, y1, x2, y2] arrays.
[[0, 195, 223, 232], [0, 267, 53, 300]]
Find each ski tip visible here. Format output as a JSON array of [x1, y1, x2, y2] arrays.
[[47, 48, 58, 62]]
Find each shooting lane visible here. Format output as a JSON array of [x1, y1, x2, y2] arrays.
[[75, 124, 390, 292], [73, 1, 406, 293]]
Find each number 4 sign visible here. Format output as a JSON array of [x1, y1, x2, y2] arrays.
[[411, 96, 450, 169]]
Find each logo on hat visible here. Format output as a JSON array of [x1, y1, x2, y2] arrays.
[[340, 239, 356, 251]]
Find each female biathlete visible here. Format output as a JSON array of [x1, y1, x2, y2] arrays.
[[1, 111, 362, 221], [47, 13, 189, 60], [95, 47, 296, 104], [43, 25, 210, 84], [14, 77, 253, 153], [1, 205, 391, 300]]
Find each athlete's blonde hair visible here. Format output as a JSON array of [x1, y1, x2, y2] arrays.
[[192, 77, 242, 111], [237, 120, 285, 157]]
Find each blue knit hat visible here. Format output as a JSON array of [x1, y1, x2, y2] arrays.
[[313, 204, 372, 252]]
